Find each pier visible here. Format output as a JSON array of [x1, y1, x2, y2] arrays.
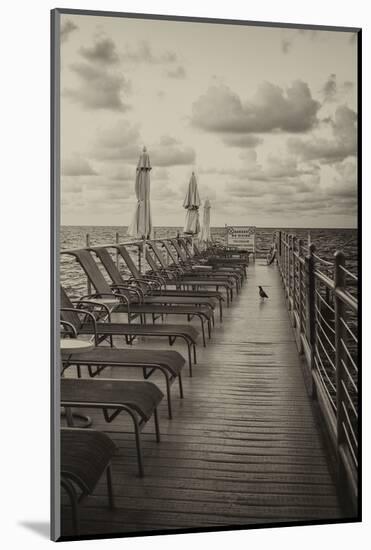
[[60, 235, 358, 537]]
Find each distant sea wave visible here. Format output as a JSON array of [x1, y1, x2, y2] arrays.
[[60, 226, 357, 297]]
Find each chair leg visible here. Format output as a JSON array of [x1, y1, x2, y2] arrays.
[[132, 415, 144, 477], [200, 317, 206, 347], [187, 342, 193, 377], [165, 376, 172, 419], [154, 408, 161, 443], [62, 478, 79, 536], [178, 373, 184, 398], [106, 465, 115, 509]]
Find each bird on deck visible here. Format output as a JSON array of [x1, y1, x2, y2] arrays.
[[259, 286, 269, 299]]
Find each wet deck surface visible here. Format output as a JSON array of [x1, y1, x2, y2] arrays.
[[61, 261, 345, 537]]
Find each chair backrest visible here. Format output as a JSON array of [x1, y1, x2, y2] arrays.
[[170, 239, 188, 262], [116, 245, 141, 279], [60, 286, 82, 329], [93, 247, 123, 286], [148, 242, 167, 269], [179, 238, 193, 259], [145, 248, 160, 272], [68, 249, 113, 296], [161, 240, 178, 265], [190, 240, 201, 256]]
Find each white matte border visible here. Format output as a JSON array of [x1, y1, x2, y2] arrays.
[[1, 0, 368, 548]]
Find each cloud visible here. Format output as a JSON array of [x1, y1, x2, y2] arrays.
[[287, 105, 357, 164], [223, 135, 263, 148], [62, 156, 97, 176], [80, 38, 119, 65], [281, 39, 292, 54], [64, 63, 131, 111], [93, 120, 141, 161], [151, 167, 170, 180], [328, 159, 357, 199], [166, 66, 186, 79], [322, 74, 337, 102], [151, 181, 178, 200], [191, 81, 320, 134], [150, 136, 196, 166], [109, 166, 136, 181], [93, 124, 195, 166], [60, 19, 78, 43], [121, 41, 178, 64]]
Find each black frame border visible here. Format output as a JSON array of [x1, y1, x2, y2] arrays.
[[51, 7, 362, 542]]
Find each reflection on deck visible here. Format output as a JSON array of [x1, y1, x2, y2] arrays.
[[61, 260, 349, 537]]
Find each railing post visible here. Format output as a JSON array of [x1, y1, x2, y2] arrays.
[[297, 239, 304, 353], [278, 230, 282, 258], [292, 235, 297, 325], [137, 244, 142, 274], [86, 233, 92, 296], [115, 232, 119, 270], [334, 251, 346, 456], [305, 243, 316, 392]]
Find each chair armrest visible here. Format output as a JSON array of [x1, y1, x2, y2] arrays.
[[60, 320, 78, 338], [111, 284, 144, 304], [72, 299, 112, 322], [61, 307, 99, 345]]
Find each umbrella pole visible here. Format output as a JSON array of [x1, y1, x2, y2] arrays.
[[142, 237, 147, 274]]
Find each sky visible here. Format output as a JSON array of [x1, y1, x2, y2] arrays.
[[59, 14, 358, 228]]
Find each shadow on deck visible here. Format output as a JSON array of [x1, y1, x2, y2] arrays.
[[61, 261, 348, 537]]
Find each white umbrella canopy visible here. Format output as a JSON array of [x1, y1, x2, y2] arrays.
[[199, 199, 211, 243], [183, 172, 201, 235], [127, 147, 152, 239]]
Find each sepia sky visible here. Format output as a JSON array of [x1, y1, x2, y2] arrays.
[[60, 14, 358, 228]]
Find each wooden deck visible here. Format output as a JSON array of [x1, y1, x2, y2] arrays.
[[61, 261, 346, 537]]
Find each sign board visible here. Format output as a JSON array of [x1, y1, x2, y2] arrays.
[[226, 226, 256, 252]]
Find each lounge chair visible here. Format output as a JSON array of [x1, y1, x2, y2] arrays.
[[62, 249, 212, 347], [61, 377, 163, 477], [160, 240, 235, 305], [62, 345, 185, 418], [170, 238, 242, 291], [181, 238, 247, 279], [61, 428, 116, 535], [113, 243, 225, 321], [92, 246, 217, 315], [61, 287, 199, 374]]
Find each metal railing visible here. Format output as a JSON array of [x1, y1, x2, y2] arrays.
[[275, 231, 359, 511]]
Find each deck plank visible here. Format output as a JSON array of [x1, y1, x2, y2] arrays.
[[61, 261, 344, 537]]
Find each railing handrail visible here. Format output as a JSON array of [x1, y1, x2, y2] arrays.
[[275, 230, 358, 513]]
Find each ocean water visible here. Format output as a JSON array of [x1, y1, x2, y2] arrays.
[[60, 226, 358, 297]]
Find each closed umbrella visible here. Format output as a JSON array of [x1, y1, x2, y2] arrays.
[[183, 172, 201, 235], [127, 147, 152, 270], [199, 199, 211, 246]]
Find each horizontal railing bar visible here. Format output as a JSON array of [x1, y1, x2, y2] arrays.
[[314, 351, 337, 392], [316, 320, 336, 351], [336, 288, 358, 313], [341, 317, 358, 344], [315, 304, 336, 335], [339, 264, 358, 281], [313, 253, 333, 266], [341, 380, 358, 419], [315, 290, 335, 313], [342, 403, 358, 464], [314, 269, 335, 290], [340, 339, 358, 373], [315, 330, 336, 370], [341, 358, 358, 394], [341, 402, 358, 449], [342, 422, 358, 467], [314, 356, 337, 408], [61, 237, 178, 255]]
